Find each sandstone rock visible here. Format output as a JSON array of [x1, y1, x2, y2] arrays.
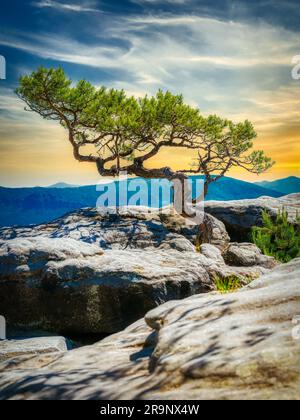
[[159, 211, 230, 252], [0, 208, 195, 252], [0, 237, 275, 335], [197, 213, 230, 251], [0, 237, 103, 277], [205, 193, 300, 240], [224, 243, 277, 269], [198, 243, 268, 282], [0, 236, 214, 334], [0, 207, 278, 336], [221, 265, 270, 283], [143, 259, 300, 400], [199, 244, 225, 264], [0, 337, 67, 362], [0, 259, 299, 400], [0, 207, 232, 336], [0, 206, 229, 252], [199, 243, 271, 284]]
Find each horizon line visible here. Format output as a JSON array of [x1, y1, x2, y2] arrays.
[[0, 175, 299, 189]]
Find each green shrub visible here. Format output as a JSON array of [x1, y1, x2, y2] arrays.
[[214, 275, 242, 293], [252, 210, 300, 263]]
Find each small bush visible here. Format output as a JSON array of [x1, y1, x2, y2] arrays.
[[252, 209, 300, 263], [214, 275, 242, 293]]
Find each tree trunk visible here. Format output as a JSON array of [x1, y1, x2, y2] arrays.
[[128, 163, 194, 217], [170, 172, 195, 218], [204, 181, 209, 198], [95, 160, 204, 222]]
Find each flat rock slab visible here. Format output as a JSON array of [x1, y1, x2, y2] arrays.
[[0, 237, 274, 335], [0, 242, 214, 334], [0, 337, 67, 362], [0, 259, 299, 400], [205, 193, 300, 240], [0, 208, 197, 252], [223, 242, 277, 269], [0, 206, 230, 252]]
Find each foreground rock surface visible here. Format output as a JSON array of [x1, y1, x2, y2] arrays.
[[0, 207, 275, 335], [1, 259, 299, 400], [0, 207, 229, 252], [0, 240, 214, 334], [224, 243, 277, 269], [0, 238, 269, 335], [205, 193, 300, 240], [0, 337, 67, 362]]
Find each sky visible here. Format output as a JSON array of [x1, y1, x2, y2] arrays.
[[0, 0, 300, 187]]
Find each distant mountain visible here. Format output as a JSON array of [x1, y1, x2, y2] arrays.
[[0, 176, 282, 227], [203, 176, 282, 201], [255, 177, 300, 195], [47, 182, 79, 189]]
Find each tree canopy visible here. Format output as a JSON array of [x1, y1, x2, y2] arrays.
[[16, 67, 274, 197]]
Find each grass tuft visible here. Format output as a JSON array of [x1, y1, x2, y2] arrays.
[[214, 275, 242, 294]]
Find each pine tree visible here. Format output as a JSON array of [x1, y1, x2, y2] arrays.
[[252, 209, 300, 263]]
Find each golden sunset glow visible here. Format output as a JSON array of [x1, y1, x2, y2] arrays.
[[0, 119, 298, 187], [0, 106, 299, 187]]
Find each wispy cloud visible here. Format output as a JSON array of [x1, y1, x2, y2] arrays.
[[0, 34, 122, 68], [0, 12, 297, 108], [32, 0, 102, 13], [132, 0, 190, 4], [1, 14, 297, 75]]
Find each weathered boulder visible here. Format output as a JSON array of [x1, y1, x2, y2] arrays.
[[199, 244, 272, 284], [157, 210, 230, 251], [197, 213, 230, 251], [0, 237, 103, 277], [0, 337, 67, 362], [0, 207, 276, 335], [199, 243, 225, 264], [205, 193, 300, 240], [0, 208, 195, 252], [0, 235, 215, 334], [0, 206, 229, 252], [197, 236, 274, 283], [224, 243, 277, 269], [0, 259, 299, 400]]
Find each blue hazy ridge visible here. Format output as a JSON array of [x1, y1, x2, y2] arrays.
[[0, 176, 285, 227]]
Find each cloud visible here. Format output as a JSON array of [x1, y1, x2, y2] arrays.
[[127, 15, 217, 25], [132, 0, 190, 3], [1, 14, 297, 83], [1, 12, 298, 119], [0, 89, 25, 113], [0, 34, 122, 68], [32, 0, 102, 13]]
